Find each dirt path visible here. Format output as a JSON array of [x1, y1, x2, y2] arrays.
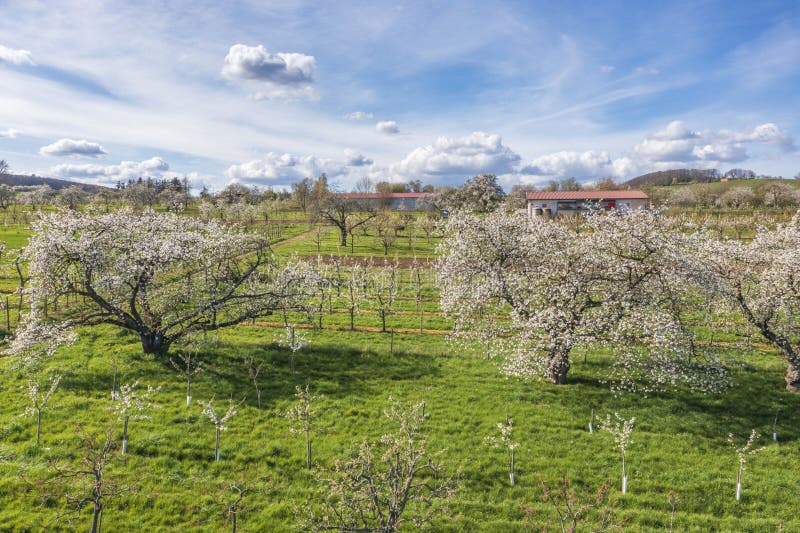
[[271, 226, 317, 248]]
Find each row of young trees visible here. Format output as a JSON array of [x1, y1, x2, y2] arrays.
[[437, 209, 800, 392]]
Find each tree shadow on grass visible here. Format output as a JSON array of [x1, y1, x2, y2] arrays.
[[60, 331, 441, 412], [551, 361, 800, 443], [208, 339, 441, 407]]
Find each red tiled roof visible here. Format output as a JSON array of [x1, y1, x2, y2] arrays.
[[526, 190, 649, 200], [335, 192, 431, 199]]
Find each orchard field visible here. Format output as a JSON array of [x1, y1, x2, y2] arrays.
[[0, 204, 799, 532]]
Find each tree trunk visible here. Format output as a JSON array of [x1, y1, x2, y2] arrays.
[[122, 417, 129, 454], [90, 502, 102, 533], [305, 429, 312, 470], [338, 227, 347, 247], [545, 347, 571, 384], [140, 332, 170, 355], [785, 356, 800, 392]]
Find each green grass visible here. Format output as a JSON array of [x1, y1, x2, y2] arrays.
[[273, 223, 441, 259], [1, 206, 799, 531], [1, 323, 799, 531]]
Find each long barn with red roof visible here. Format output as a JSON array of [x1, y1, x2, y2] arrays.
[[526, 190, 649, 217]]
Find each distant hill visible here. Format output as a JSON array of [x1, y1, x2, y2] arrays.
[[0, 173, 109, 192], [624, 169, 720, 188]]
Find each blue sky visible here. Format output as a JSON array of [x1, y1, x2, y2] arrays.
[[0, 0, 798, 191]]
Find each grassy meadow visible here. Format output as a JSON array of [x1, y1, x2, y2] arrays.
[[0, 207, 798, 531]]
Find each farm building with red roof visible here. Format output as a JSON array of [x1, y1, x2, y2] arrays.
[[526, 190, 649, 217]]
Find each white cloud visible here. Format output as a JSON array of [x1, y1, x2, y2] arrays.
[[651, 120, 699, 141], [610, 157, 641, 178], [343, 149, 373, 167], [50, 157, 170, 184], [741, 123, 795, 151], [39, 138, 108, 157], [633, 120, 795, 165], [520, 150, 619, 178], [225, 152, 346, 185], [0, 44, 35, 66], [376, 120, 400, 135], [222, 44, 316, 100], [392, 131, 521, 179], [345, 111, 373, 121], [0, 128, 19, 138]]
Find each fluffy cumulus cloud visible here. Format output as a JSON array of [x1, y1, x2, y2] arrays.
[[520, 150, 618, 178], [742, 123, 795, 151], [343, 149, 373, 167], [634, 120, 795, 165], [222, 44, 316, 100], [39, 138, 108, 158], [0, 44, 35, 66], [51, 157, 170, 184], [345, 111, 373, 121], [392, 131, 521, 179], [0, 128, 19, 138], [511, 120, 796, 185], [376, 120, 400, 135], [225, 152, 346, 185]]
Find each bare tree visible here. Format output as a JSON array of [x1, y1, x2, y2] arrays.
[[371, 261, 398, 333], [243, 355, 266, 408], [345, 263, 367, 331], [373, 213, 399, 255], [310, 399, 457, 532], [318, 194, 377, 246], [522, 476, 625, 532], [47, 427, 139, 533], [313, 226, 328, 253]]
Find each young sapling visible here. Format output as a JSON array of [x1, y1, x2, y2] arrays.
[[727, 429, 764, 502], [667, 491, 682, 533], [599, 413, 635, 494], [278, 325, 308, 373], [773, 409, 780, 442], [484, 416, 520, 486], [285, 384, 321, 469], [22, 374, 61, 447], [113, 381, 160, 454], [171, 344, 204, 406], [199, 398, 239, 462]]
